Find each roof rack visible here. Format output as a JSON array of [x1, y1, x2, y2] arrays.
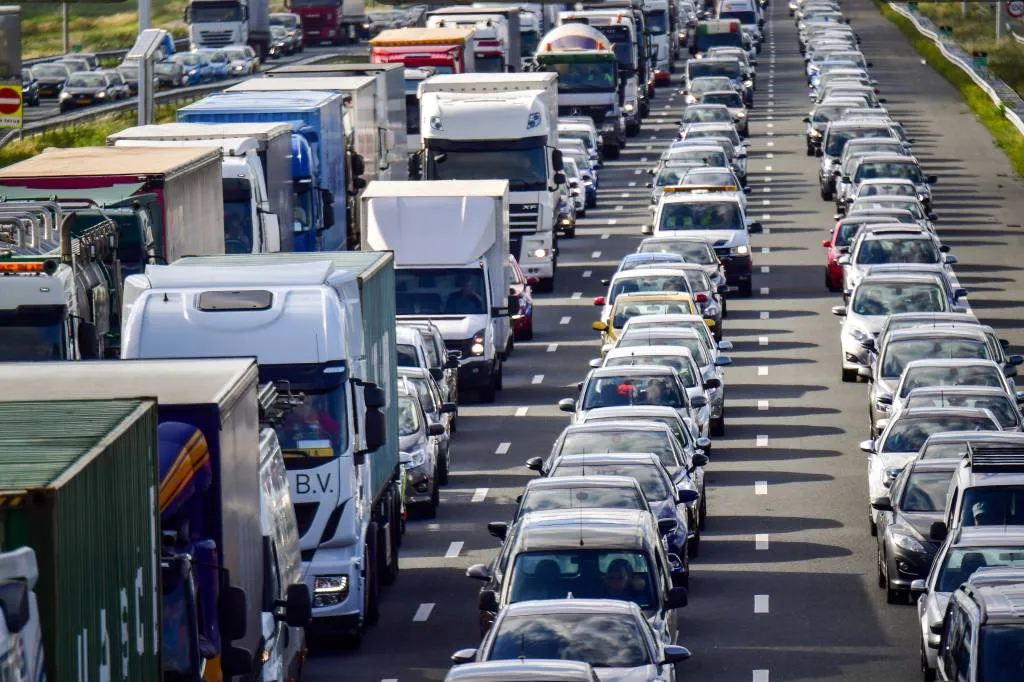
[[966, 443, 1024, 472]]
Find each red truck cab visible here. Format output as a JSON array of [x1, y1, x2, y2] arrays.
[[370, 27, 476, 74]]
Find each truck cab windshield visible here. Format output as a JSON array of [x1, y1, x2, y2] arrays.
[[646, 10, 669, 34], [190, 2, 243, 22], [261, 365, 349, 462], [425, 140, 547, 192], [396, 268, 487, 316], [223, 178, 255, 254], [475, 54, 505, 73], [541, 60, 617, 93], [0, 308, 67, 361], [294, 182, 315, 232]]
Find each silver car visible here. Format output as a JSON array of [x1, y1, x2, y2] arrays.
[[400, 369, 456, 484]]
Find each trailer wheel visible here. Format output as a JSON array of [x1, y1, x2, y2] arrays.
[[363, 524, 380, 627], [379, 509, 398, 586]]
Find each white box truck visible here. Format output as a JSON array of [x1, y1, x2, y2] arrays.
[[362, 179, 511, 402], [416, 72, 562, 292]]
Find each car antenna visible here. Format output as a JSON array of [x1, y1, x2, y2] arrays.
[[578, 504, 585, 547]]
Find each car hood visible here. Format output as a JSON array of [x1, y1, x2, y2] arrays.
[[877, 452, 918, 470], [594, 665, 662, 682], [875, 377, 894, 396], [846, 311, 887, 336], [63, 85, 103, 94], [898, 512, 945, 544], [684, 229, 748, 249], [399, 433, 424, 452]]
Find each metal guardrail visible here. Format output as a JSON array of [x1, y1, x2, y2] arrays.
[[890, 2, 1024, 136], [24, 38, 191, 67]]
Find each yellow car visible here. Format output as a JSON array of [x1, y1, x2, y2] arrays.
[[592, 292, 701, 355]]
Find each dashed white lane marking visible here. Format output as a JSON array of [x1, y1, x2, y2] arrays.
[[614, 204, 624, 211], [560, 316, 572, 325], [761, 213, 771, 221], [762, 199, 771, 206], [761, 265, 770, 274], [471, 487, 488, 502], [640, 157, 648, 163], [756, 435, 769, 447], [495, 442, 511, 455], [758, 367, 769, 376], [756, 533, 770, 550], [445, 541, 464, 558], [628, 181, 637, 187], [649, 134, 657, 140], [760, 287, 770, 296], [755, 481, 768, 495], [763, 187, 771, 194], [531, 374, 544, 385], [634, 169, 642, 175], [765, 165, 773, 171], [761, 247, 770, 254], [764, 176, 772, 183], [592, 251, 602, 258], [571, 292, 582, 300], [759, 336, 769, 346], [754, 595, 770, 614], [621, 192, 630, 198], [601, 233, 610, 239], [766, 153, 774, 158], [547, 343, 558, 352], [515, 407, 529, 417], [413, 603, 435, 622], [760, 311, 770, 320], [427, 523, 440, 531], [383, 677, 399, 682], [582, 270, 592, 278], [758, 400, 770, 411], [766, 123, 774, 128], [753, 671, 770, 682], [766, 141, 774, 147]]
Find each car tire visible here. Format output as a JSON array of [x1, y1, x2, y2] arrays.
[[877, 546, 886, 589], [738, 281, 752, 297], [426, 477, 439, 518], [826, 270, 841, 292], [807, 145, 815, 157], [563, 226, 576, 239], [721, 297, 728, 318], [699, 499, 707, 530], [921, 646, 936, 682], [710, 416, 725, 437], [604, 145, 621, 160], [626, 123, 640, 136], [578, 208, 586, 219], [821, 185, 833, 201], [842, 368, 858, 383], [438, 451, 449, 486], [869, 512, 877, 536]]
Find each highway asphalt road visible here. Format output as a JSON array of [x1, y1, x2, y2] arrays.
[[297, 1, 1024, 680]]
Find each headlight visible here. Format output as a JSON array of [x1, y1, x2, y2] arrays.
[[736, 110, 746, 118], [743, 79, 753, 88], [891, 532, 926, 554], [472, 329, 486, 356], [731, 244, 750, 256], [406, 446, 429, 468], [96, 91, 107, 98], [59, 92, 71, 100], [685, 94, 697, 104], [188, 69, 198, 76], [533, 248, 548, 258], [809, 129, 822, 138], [845, 325, 870, 342], [624, 103, 635, 113], [313, 575, 349, 607]]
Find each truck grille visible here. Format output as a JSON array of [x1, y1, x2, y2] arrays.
[[294, 501, 318, 539], [445, 338, 476, 358], [510, 203, 539, 233], [714, 246, 731, 258], [198, 30, 235, 47], [558, 105, 608, 125]]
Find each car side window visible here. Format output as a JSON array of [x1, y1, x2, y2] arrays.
[[957, 613, 974, 681], [940, 604, 963, 678]]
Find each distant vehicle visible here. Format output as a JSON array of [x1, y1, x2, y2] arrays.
[[102, 68, 130, 99], [56, 56, 92, 74], [270, 12, 304, 51], [223, 45, 260, 75], [195, 48, 232, 79], [171, 51, 215, 84], [155, 60, 185, 88], [116, 63, 142, 95], [59, 71, 118, 113], [29, 62, 71, 98], [20, 68, 40, 106]]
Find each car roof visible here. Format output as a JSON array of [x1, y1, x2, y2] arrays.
[[854, 274, 943, 289], [561, 420, 674, 435], [501, 598, 642, 619], [683, 166, 736, 175], [613, 291, 695, 304], [907, 386, 1011, 399], [925, 431, 1024, 446], [952, 525, 1024, 546], [903, 358, 1001, 370], [854, 153, 919, 164], [886, 312, 979, 325], [892, 406, 998, 421], [619, 327, 703, 339], [524, 475, 640, 491], [515, 508, 653, 551], [622, 313, 707, 324], [581, 405, 687, 420], [640, 236, 713, 245], [684, 103, 730, 111], [612, 267, 698, 279], [702, 90, 743, 98], [661, 192, 742, 206], [858, 178, 916, 185], [604, 345, 697, 360], [444, 660, 597, 682], [397, 366, 432, 380], [886, 327, 988, 343], [589, 364, 682, 378]]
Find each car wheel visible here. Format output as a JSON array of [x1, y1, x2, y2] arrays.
[[710, 416, 725, 437], [869, 512, 877, 536], [438, 451, 449, 486], [721, 297, 728, 318], [807, 145, 815, 156], [921, 646, 936, 682], [604, 145, 621, 160], [699, 498, 707, 530], [563, 226, 576, 239], [578, 208, 586, 219], [426, 477, 439, 518], [842, 368, 858, 383], [363, 524, 380, 627], [689, 530, 700, 558], [826, 270, 840, 292], [738, 281, 752, 297], [821, 185, 833, 201]]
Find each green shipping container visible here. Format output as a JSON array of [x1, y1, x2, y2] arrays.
[[0, 400, 161, 682]]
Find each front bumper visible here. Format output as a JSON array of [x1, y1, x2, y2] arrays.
[[885, 545, 936, 590], [720, 254, 753, 285], [458, 358, 495, 390], [840, 332, 871, 370], [303, 550, 361, 629], [404, 464, 436, 505]]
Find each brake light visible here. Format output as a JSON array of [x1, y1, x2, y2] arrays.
[[593, 296, 606, 306], [695, 292, 709, 302]]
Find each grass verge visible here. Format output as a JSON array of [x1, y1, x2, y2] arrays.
[[873, 0, 1024, 177], [0, 97, 198, 167]]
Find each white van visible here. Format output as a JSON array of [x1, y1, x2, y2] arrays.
[[0, 547, 45, 682], [716, 0, 763, 48], [259, 429, 310, 682]]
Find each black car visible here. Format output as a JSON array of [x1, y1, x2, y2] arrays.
[[20, 68, 40, 107], [59, 72, 117, 113], [269, 26, 293, 58], [116, 64, 141, 96], [29, 63, 71, 98], [102, 69, 130, 100], [872, 459, 957, 604]]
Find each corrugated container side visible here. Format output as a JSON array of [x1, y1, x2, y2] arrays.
[[0, 400, 160, 682], [265, 130, 296, 253], [382, 67, 410, 180], [164, 154, 225, 262]]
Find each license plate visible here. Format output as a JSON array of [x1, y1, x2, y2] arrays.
[[77, 96, 91, 103]]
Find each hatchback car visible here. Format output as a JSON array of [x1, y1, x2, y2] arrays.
[[59, 71, 118, 112]]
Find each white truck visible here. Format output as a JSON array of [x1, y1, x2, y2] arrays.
[[362, 180, 511, 402], [108, 122, 294, 254], [0, 548, 45, 682], [185, 0, 272, 59], [426, 6, 522, 73], [416, 72, 562, 292], [119, 252, 400, 644]]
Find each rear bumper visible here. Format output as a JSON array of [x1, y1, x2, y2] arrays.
[[458, 358, 495, 389]]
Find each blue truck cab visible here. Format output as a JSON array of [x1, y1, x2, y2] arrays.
[[177, 91, 346, 252], [290, 128, 324, 241]]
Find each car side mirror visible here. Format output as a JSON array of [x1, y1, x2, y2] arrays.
[[944, 254, 958, 265], [588, 358, 603, 369], [718, 284, 729, 295], [859, 439, 875, 453], [692, 453, 709, 468], [831, 305, 847, 317], [929, 521, 948, 543], [836, 255, 850, 265], [487, 521, 508, 541], [451, 648, 478, 665], [748, 221, 763, 234], [954, 288, 968, 300], [910, 579, 928, 596], [927, 175, 937, 184], [1004, 364, 1018, 378], [802, 116, 811, 123], [645, 182, 653, 188], [664, 588, 689, 612], [441, 402, 457, 414], [221, 646, 253, 677], [592, 321, 608, 332], [877, 392, 893, 405], [714, 356, 732, 367], [428, 423, 445, 437], [526, 456, 546, 472], [718, 340, 734, 351], [641, 224, 654, 235], [658, 518, 678, 535], [858, 366, 873, 380], [870, 496, 893, 512], [466, 563, 492, 581], [429, 367, 443, 381], [553, 171, 567, 186], [677, 488, 699, 504], [478, 589, 499, 613], [1009, 355, 1024, 366], [703, 377, 721, 390], [929, 214, 939, 222], [690, 395, 708, 408], [939, 244, 951, 253], [743, 186, 752, 194], [276, 583, 312, 627], [861, 338, 876, 352]]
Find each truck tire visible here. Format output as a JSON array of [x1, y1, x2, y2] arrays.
[[363, 524, 380, 627], [379, 506, 398, 586], [480, 372, 497, 403], [605, 145, 621, 160]]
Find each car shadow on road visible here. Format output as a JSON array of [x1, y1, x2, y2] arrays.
[[706, 514, 843, 534], [704, 469, 835, 487]]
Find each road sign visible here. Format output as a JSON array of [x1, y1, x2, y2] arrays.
[[1009, 0, 1024, 19], [0, 85, 22, 129]]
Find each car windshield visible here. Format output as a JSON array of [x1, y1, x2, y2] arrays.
[[520, 486, 645, 516], [900, 365, 1004, 396], [425, 143, 548, 192], [980, 625, 1024, 681], [398, 396, 421, 436], [683, 107, 732, 123], [665, 149, 729, 166], [835, 220, 873, 247], [118, 66, 138, 77], [702, 92, 743, 107], [395, 268, 487, 315], [659, 202, 744, 231], [67, 74, 106, 88], [685, 128, 740, 146], [646, 9, 668, 33], [882, 341, 991, 379], [605, 355, 698, 387], [960, 488, 1024, 527], [610, 275, 691, 303], [174, 54, 201, 66], [855, 162, 924, 183], [688, 61, 741, 79], [854, 238, 939, 265], [508, 549, 659, 608], [540, 60, 617, 93], [581, 375, 686, 411], [691, 77, 734, 94], [562, 128, 596, 149], [851, 282, 946, 316], [900, 470, 955, 512], [403, 377, 438, 415], [396, 344, 420, 368], [640, 241, 716, 264], [860, 183, 916, 198], [825, 128, 893, 156], [682, 170, 736, 186], [906, 395, 1018, 429], [32, 64, 69, 78], [488, 612, 652, 667], [937, 547, 1024, 592], [617, 334, 709, 366], [552, 464, 670, 502], [558, 430, 679, 470], [656, 168, 689, 187], [612, 301, 695, 328], [881, 416, 996, 453]]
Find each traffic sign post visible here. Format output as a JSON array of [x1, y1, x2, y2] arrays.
[[0, 84, 23, 129]]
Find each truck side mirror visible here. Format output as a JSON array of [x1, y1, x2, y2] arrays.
[[364, 384, 387, 452], [0, 581, 29, 634], [408, 151, 422, 180], [551, 148, 564, 172], [276, 583, 312, 627], [77, 320, 100, 359], [219, 585, 248, 642], [320, 190, 335, 230]]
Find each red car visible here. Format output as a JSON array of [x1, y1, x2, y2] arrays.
[[822, 215, 912, 291], [508, 255, 535, 341]]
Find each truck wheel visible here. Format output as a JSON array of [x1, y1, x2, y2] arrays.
[[626, 122, 640, 136], [363, 525, 380, 627], [604, 145, 621, 160], [480, 376, 497, 403], [379, 509, 398, 586]]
